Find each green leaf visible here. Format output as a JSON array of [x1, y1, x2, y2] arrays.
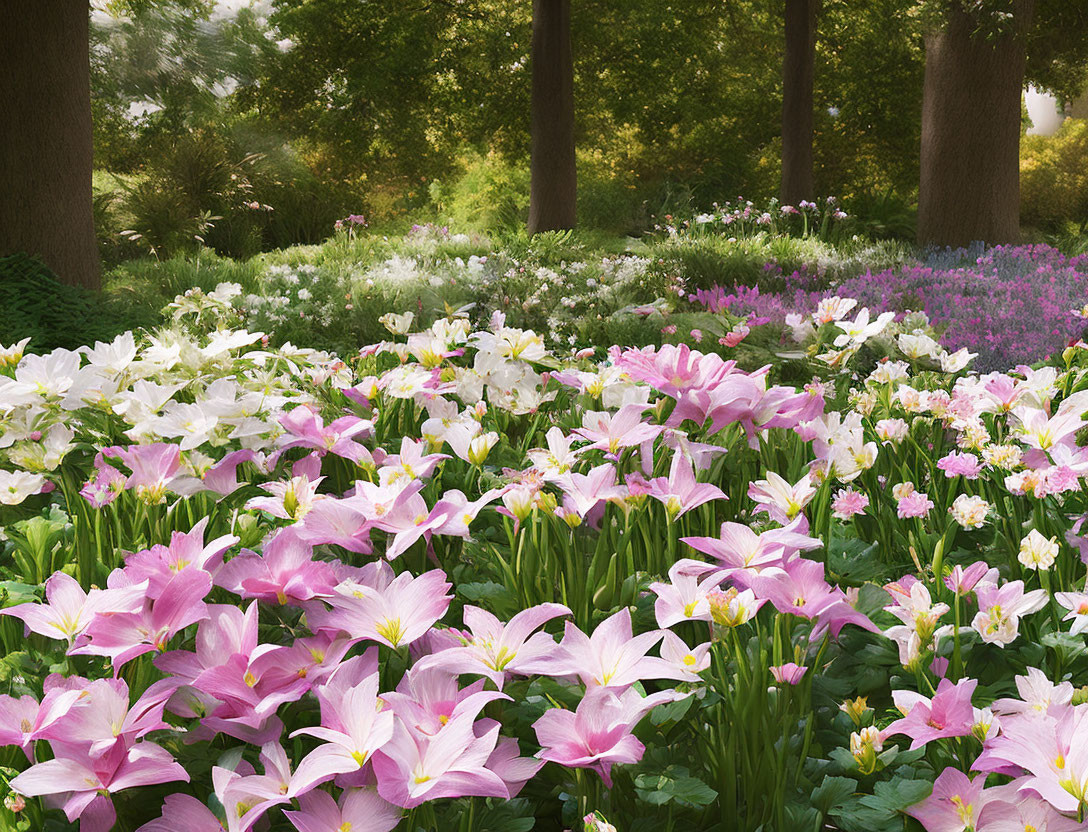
[[811, 775, 858, 814]]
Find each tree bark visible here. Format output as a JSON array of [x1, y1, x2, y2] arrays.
[[780, 0, 819, 206], [528, 0, 576, 233], [0, 1, 101, 289], [917, 1, 1036, 248]]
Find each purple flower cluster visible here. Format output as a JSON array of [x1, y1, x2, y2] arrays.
[[691, 245, 1088, 371]]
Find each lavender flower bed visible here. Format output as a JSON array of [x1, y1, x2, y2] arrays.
[[691, 244, 1088, 371]]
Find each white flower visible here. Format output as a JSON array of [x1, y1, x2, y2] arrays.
[[379, 311, 415, 335], [1018, 529, 1059, 571], [949, 494, 990, 529], [939, 348, 977, 373], [897, 332, 941, 360], [0, 470, 45, 505], [833, 308, 895, 348]]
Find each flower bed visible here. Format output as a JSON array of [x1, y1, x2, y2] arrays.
[[3, 281, 1088, 831], [691, 244, 1088, 371]]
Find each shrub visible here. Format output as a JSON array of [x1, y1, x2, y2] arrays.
[[1020, 118, 1088, 231]]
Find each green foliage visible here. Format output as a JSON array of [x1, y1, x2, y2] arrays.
[[0, 255, 112, 352], [1020, 118, 1088, 232]]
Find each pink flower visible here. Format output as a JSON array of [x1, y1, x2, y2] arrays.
[[831, 487, 869, 520], [287, 664, 395, 783], [533, 687, 686, 786], [0, 694, 41, 760], [123, 517, 237, 597], [215, 527, 338, 605], [555, 464, 626, 520], [11, 742, 187, 832], [770, 663, 808, 685], [658, 631, 711, 681], [573, 404, 664, 456], [307, 568, 452, 650], [381, 664, 504, 737], [0, 571, 146, 645], [943, 561, 995, 595], [418, 602, 570, 689], [904, 768, 990, 832], [137, 793, 225, 832], [370, 708, 509, 808], [896, 491, 935, 519], [972, 580, 1047, 646], [215, 742, 335, 832], [80, 462, 126, 507], [975, 784, 1082, 832], [648, 560, 727, 628], [200, 449, 266, 497], [747, 472, 817, 523], [681, 516, 822, 574], [283, 788, 400, 832], [937, 451, 983, 479], [273, 407, 375, 466], [104, 443, 183, 503], [882, 678, 977, 750], [529, 607, 689, 688], [71, 568, 212, 670], [646, 452, 727, 520], [690, 328, 704, 342]]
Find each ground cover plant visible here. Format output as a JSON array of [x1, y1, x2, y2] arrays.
[[5, 250, 1088, 832]]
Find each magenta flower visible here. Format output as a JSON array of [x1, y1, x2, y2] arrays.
[[533, 687, 687, 786], [418, 602, 571, 688], [307, 569, 452, 649], [215, 527, 338, 605], [646, 452, 727, 520], [0, 570, 146, 645], [11, 742, 188, 832], [882, 678, 977, 750], [284, 788, 401, 832]]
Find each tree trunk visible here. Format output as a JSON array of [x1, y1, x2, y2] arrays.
[[528, 0, 576, 233], [0, 1, 100, 290], [780, 0, 819, 206], [917, 1, 1036, 248]]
